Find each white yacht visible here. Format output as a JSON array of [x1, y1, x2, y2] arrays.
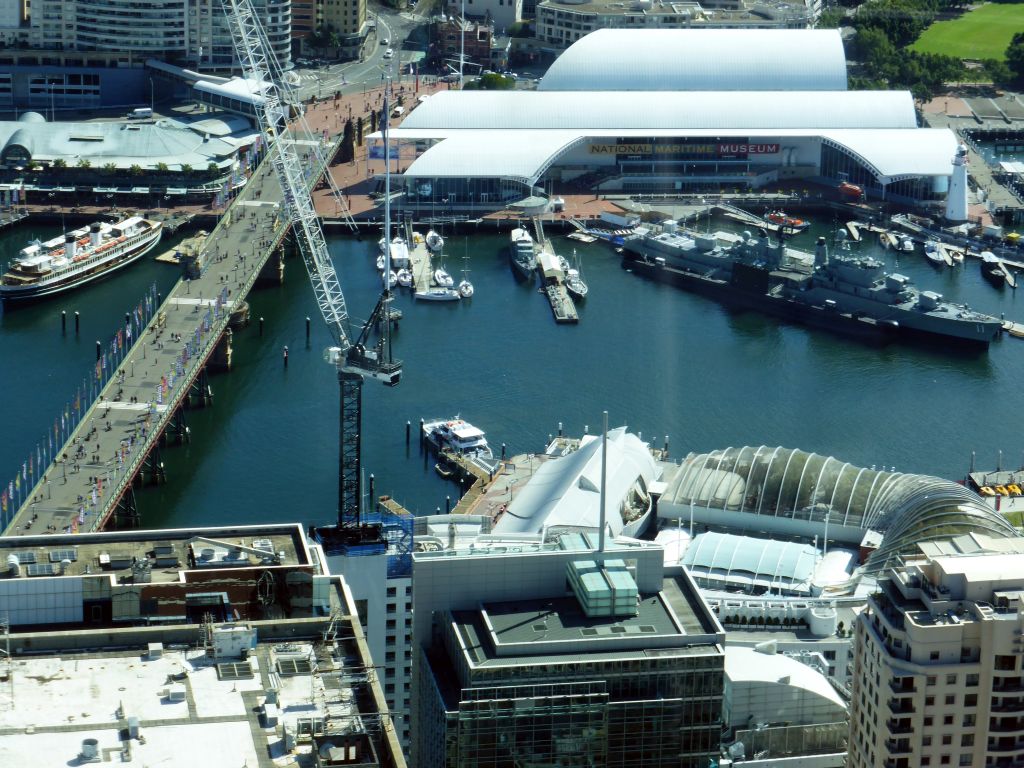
[[422, 417, 492, 458]]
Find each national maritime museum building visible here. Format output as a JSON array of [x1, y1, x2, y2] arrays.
[[387, 29, 959, 210]]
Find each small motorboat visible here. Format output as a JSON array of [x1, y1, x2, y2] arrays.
[[435, 462, 455, 479], [565, 249, 588, 300], [397, 268, 413, 288], [981, 251, 1006, 288], [415, 287, 461, 301], [923, 241, 945, 268], [434, 267, 454, 288], [766, 210, 810, 232], [426, 229, 444, 253], [382, 270, 397, 289], [565, 268, 587, 300], [898, 235, 914, 252]]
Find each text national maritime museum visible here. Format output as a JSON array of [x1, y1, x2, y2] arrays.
[[386, 29, 958, 210]]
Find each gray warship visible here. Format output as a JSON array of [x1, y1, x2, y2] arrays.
[[622, 222, 1002, 346]]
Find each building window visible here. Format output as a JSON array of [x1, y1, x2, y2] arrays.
[[926, 696, 935, 706], [965, 694, 977, 707], [386, 587, 396, 598], [941, 757, 950, 765], [959, 757, 972, 767], [943, 735, 952, 745], [995, 655, 1016, 671], [945, 694, 955, 705], [963, 714, 975, 727], [930, 651, 940, 661], [944, 715, 954, 725], [924, 716, 933, 726], [924, 737, 932, 746], [962, 735, 974, 747], [966, 673, 979, 687], [946, 674, 957, 684], [927, 676, 936, 686]]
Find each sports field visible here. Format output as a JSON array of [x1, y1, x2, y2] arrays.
[[910, 3, 1024, 60]]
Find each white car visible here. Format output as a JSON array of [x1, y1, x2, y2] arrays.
[[383, 48, 394, 59]]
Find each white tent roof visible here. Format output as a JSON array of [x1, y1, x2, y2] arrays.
[[540, 29, 847, 92], [494, 428, 658, 539], [398, 128, 958, 185], [400, 91, 917, 131], [725, 646, 847, 711]]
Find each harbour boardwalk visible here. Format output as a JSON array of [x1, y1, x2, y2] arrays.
[[1, 130, 342, 537]]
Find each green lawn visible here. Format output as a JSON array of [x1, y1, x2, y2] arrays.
[[910, 3, 1024, 60]]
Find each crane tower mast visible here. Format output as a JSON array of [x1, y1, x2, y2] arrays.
[[222, 0, 400, 542]]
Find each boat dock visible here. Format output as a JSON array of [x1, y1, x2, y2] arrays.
[[1, 129, 343, 537], [533, 218, 579, 324], [154, 230, 208, 265], [407, 233, 432, 291]]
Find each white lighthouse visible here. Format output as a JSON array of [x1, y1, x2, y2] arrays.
[[944, 143, 969, 222]]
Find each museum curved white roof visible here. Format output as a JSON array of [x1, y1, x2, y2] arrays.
[[397, 128, 959, 185], [400, 91, 917, 131], [539, 29, 847, 92]]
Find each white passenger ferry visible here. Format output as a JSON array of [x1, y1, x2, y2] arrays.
[[1, 216, 163, 302]]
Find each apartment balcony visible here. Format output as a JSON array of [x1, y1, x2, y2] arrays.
[[990, 719, 1024, 734], [992, 699, 1024, 714], [885, 739, 912, 755], [988, 740, 1024, 753], [887, 719, 913, 735], [888, 698, 915, 715], [889, 680, 916, 695]]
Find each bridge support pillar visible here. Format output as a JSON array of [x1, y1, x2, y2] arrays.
[[140, 445, 166, 486], [257, 248, 285, 286], [187, 367, 213, 408], [113, 486, 141, 528], [209, 328, 234, 372], [164, 407, 190, 446]]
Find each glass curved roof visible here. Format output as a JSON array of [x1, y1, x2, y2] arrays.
[[663, 446, 1019, 571], [682, 532, 819, 591]]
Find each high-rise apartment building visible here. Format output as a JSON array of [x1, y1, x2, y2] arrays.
[[849, 539, 1024, 768], [22, 0, 291, 69]]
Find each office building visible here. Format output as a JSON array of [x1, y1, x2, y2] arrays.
[[848, 536, 1024, 768], [0, 523, 406, 768], [412, 532, 725, 767]]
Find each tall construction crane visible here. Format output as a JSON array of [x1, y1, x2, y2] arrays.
[[222, 0, 400, 547]]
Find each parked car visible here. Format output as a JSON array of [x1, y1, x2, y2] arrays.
[[383, 48, 394, 59]]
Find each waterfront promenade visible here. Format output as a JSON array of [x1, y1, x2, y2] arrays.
[[1, 129, 341, 537]]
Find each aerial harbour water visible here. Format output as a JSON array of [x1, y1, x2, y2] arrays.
[[1, 212, 1022, 532]]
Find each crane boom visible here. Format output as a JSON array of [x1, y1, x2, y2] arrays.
[[222, 0, 350, 349]]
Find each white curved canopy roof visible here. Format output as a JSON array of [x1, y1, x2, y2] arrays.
[[398, 128, 958, 185], [400, 91, 917, 131], [540, 29, 847, 92], [494, 428, 658, 539]]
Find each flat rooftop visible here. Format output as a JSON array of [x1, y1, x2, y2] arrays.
[[0, 637, 378, 768], [450, 574, 721, 668], [0, 524, 310, 583]]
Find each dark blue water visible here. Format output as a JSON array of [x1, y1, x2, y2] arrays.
[[2, 215, 1022, 531]]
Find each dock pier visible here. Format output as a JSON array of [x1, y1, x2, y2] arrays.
[[1, 127, 343, 537], [533, 217, 579, 324]]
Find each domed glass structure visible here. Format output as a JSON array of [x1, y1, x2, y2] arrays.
[[660, 446, 1019, 572]]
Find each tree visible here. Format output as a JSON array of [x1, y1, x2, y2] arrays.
[[76, 158, 91, 169], [817, 7, 846, 28], [356, 115, 364, 146], [180, 164, 193, 175], [1007, 32, 1024, 83], [462, 73, 516, 91], [982, 58, 1013, 86], [207, 162, 219, 174], [155, 162, 169, 173], [339, 119, 354, 163], [52, 158, 67, 169], [102, 162, 117, 175], [369, 110, 377, 134], [128, 164, 144, 176]]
